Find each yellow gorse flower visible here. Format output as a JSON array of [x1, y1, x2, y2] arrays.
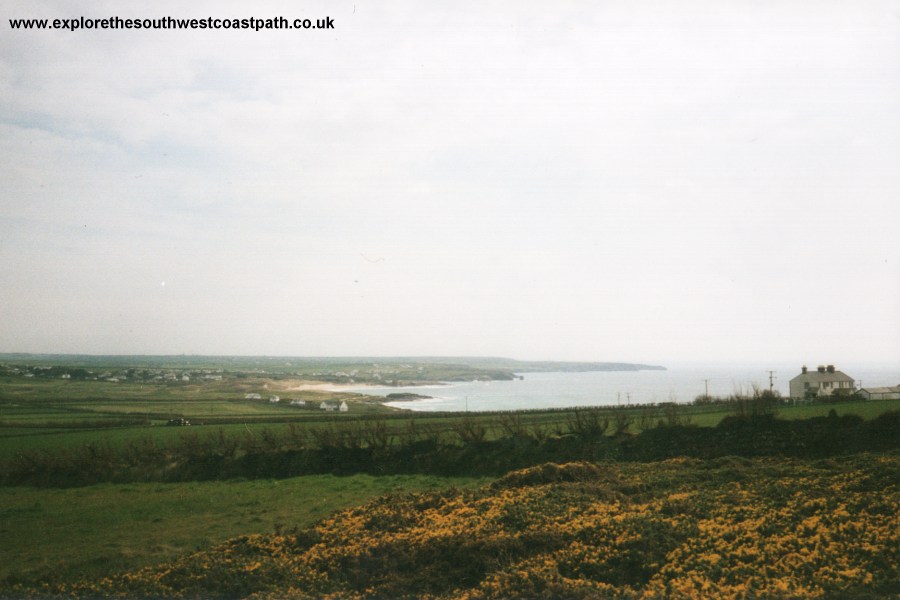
[[43, 454, 899, 599]]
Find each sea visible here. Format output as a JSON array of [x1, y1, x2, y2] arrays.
[[347, 362, 900, 412]]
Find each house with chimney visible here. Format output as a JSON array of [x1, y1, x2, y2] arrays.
[[789, 365, 855, 400]]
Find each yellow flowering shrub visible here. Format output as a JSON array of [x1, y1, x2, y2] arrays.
[[24, 453, 899, 599]]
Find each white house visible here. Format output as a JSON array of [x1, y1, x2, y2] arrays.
[[289, 399, 306, 407], [859, 386, 900, 401], [269, 395, 280, 403], [339, 401, 349, 412], [244, 393, 262, 400], [788, 365, 855, 399]]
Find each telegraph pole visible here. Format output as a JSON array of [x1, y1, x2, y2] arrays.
[[702, 379, 709, 398], [767, 370, 776, 393]]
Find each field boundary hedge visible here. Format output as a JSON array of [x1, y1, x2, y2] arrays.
[[2, 410, 897, 487]]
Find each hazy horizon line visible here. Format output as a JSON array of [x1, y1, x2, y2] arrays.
[[0, 352, 896, 369]]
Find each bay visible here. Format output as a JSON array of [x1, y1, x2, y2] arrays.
[[348, 362, 900, 412]]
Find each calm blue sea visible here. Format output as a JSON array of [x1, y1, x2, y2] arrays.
[[348, 362, 900, 412]]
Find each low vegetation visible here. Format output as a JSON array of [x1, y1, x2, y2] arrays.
[[1, 357, 896, 598], [0, 474, 488, 589], [9, 454, 896, 599]]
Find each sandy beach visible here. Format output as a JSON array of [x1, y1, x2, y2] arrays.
[[284, 381, 376, 393]]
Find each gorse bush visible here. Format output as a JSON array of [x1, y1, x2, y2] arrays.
[[28, 454, 898, 599]]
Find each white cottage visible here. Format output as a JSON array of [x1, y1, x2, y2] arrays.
[[788, 365, 855, 399]]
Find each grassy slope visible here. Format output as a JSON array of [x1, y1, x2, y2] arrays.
[[34, 453, 899, 599], [0, 474, 489, 587], [0, 376, 393, 459]]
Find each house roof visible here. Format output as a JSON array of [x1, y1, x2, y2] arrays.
[[789, 370, 854, 384], [861, 386, 900, 394]]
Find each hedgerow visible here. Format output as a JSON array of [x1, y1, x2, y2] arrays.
[[2, 411, 897, 486]]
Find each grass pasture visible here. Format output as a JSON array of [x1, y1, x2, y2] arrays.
[[0, 376, 395, 460], [0, 473, 489, 587], [0, 376, 376, 415], [1, 373, 896, 464]]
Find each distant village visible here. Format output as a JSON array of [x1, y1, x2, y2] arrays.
[[242, 393, 350, 413], [0, 361, 441, 388], [1, 361, 897, 404], [0, 363, 224, 383]]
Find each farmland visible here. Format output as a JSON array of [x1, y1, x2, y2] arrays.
[[1, 368, 895, 463], [0, 355, 897, 598], [0, 473, 490, 588]]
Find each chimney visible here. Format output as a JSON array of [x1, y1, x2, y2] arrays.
[[802, 366, 808, 374], [827, 365, 835, 373], [817, 365, 826, 373]]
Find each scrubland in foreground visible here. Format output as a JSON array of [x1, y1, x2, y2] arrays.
[[0, 474, 489, 588], [8, 453, 898, 599]]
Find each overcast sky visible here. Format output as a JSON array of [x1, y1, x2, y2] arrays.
[[2, 0, 899, 365]]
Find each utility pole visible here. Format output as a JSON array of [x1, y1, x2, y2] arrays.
[[702, 379, 709, 398], [767, 370, 776, 393]]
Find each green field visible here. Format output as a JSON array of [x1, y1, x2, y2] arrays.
[[0, 358, 896, 597], [1, 373, 896, 462], [0, 473, 489, 587]]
